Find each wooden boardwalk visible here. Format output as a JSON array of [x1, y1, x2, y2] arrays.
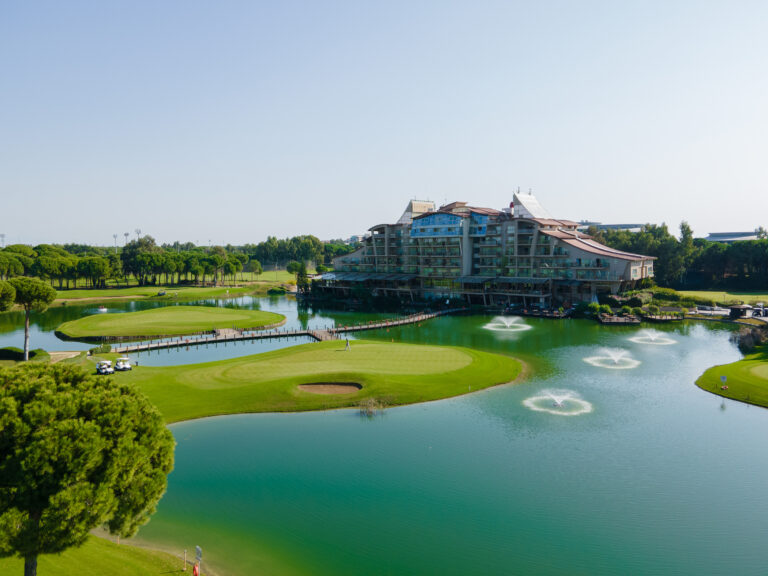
[[111, 309, 465, 354]]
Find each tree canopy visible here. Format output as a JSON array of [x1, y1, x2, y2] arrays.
[[8, 278, 57, 361], [0, 363, 175, 576], [0, 281, 15, 312]]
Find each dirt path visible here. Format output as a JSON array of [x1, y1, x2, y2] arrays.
[[49, 351, 82, 363]]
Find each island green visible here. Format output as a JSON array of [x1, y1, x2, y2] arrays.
[[114, 340, 523, 422], [57, 305, 285, 339], [696, 346, 768, 408]]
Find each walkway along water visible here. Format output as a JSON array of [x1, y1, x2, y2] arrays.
[[110, 309, 467, 354]]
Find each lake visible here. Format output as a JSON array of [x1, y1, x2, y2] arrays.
[[2, 297, 765, 575]]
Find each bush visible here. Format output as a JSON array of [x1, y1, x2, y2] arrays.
[[316, 264, 330, 273], [620, 305, 632, 316], [631, 307, 643, 317], [89, 343, 111, 355], [587, 302, 601, 317], [598, 304, 613, 315], [647, 304, 660, 315], [0, 347, 49, 362], [730, 327, 768, 353]]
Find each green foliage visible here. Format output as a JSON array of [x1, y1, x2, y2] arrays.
[[631, 307, 643, 317], [9, 277, 57, 361], [0, 281, 15, 312], [598, 304, 613, 315], [599, 224, 768, 290], [8, 277, 57, 311], [0, 348, 49, 363], [620, 305, 632, 316], [286, 260, 301, 275], [89, 344, 112, 354], [647, 304, 660, 315], [587, 302, 601, 316], [296, 261, 309, 292], [0, 363, 174, 571]]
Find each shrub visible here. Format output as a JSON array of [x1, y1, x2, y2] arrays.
[[631, 307, 643, 317], [587, 302, 601, 317], [647, 304, 660, 315], [0, 347, 49, 362], [598, 304, 613, 315], [730, 327, 768, 353], [620, 305, 632, 316], [89, 343, 111, 354]]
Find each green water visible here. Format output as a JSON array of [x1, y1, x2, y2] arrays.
[[1, 300, 763, 574], [132, 313, 767, 576]]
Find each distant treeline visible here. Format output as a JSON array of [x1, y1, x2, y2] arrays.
[[0, 236, 357, 288], [592, 223, 768, 289]]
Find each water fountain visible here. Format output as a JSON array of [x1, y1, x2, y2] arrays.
[[483, 316, 532, 333], [628, 329, 676, 345], [583, 347, 641, 369], [523, 389, 593, 416]]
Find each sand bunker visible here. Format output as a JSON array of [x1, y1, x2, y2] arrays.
[[298, 382, 362, 395]]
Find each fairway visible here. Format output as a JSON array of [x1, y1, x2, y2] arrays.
[[696, 348, 768, 408], [57, 305, 285, 339], [679, 290, 768, 305], [115, 340, 523, 422], [0, 535, 183, 575], [54, 284, 274, 304]]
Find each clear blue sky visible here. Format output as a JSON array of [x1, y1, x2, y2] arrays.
[[1, 0, 766, 246]]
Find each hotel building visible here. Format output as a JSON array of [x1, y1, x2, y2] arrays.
[[315, 193, 655, 307]]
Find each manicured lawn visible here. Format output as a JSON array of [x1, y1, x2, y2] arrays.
[[57, 306, 285, 339], [0, 535, 183, 575], [679, 290, 768, 305], [696, 347, 768, 408], [114, 340, 523, 423], [54, 284, 264, 303]]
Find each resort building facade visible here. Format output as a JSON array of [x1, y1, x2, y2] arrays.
[[316, 194, 655, 307]]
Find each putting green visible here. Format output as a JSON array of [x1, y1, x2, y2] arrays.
[[115, 340, 523, 422], [751, 364, 768, 379], [57, 305, 285, 339], [696, 348, 768, 408]]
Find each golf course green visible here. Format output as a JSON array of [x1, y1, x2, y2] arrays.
[[696, 346, 768, 408], [114, 340, 523, 422], [57, 305, 285, 339]]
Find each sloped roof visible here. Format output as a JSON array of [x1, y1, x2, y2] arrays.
[[513, 193, 552, 219], [561, 237, 655, 261], [396, 200, 436, 225]]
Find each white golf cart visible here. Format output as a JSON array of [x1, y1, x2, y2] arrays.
[[115, 357, 133, 371], [96, 360, 114, 375]]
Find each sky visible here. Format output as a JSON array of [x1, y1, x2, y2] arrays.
[[1, 0, 767, 246]]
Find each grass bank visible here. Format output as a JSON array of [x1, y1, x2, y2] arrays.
[[0, 347, 50, 367], [696, 347, 768, 408], [678, 290, 768, 306], [57, 306, 285, 340], [0, 535, 184, 575], [113, 340, 523, 423]]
